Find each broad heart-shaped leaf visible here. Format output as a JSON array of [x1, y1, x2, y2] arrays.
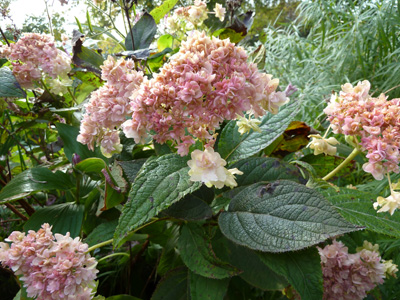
[[0, 66, 26, 98], [114, 154, 201, 248], [118, 159, 147, 182], [56, 123, 106, 162], [322, 188, 400, 238], [150, 0, 179, 24], [219, 180, 360, 252], [258, 248, 323, 300], [0, 168, 74, 204], [217, 101, 299, 163], [211, 231, 288, 291], [230, 157, 306, 186], [151, 268, 188, 300], [24, 203, 84, 237], [125, 12, 157, 50], [189, 271, 230, 300], [177, 223, 241, 279]]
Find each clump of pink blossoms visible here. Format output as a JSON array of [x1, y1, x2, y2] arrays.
[[122, 31, 288, 156], [77, 56, 144, 157], [0, 224, 98, 300], [318, 239, 394, 300], [324, 80, 400, 180], [0, 33, 72, 93]]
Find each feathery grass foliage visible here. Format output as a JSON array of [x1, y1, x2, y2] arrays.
[[262, 0, 400, 125]]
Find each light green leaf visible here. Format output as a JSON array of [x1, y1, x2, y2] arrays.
[[85, 219, 118, 246], [189, 271, 230, 300], [0, 66, 26, 98], [150, 0, 179, 24], [218, 101, 299, 162], [219, 180, 360, 252], [0, 168, 74, 204], [24, 203, 84, 237], [114, 154, 201, 248], [258, 248, 323, 300], [178, 223, 241, 279], [323, 188, 400, 238]]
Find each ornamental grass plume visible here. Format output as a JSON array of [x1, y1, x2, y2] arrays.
[[324, 81, 400, 180], [318, 239, 396, 300], [0, 224, 98, 300], [77, 56, 144, 157], [0, 33, 72, 93], [122, 31, 288, 156]]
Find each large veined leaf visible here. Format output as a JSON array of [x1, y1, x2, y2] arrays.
[[177, 223, 241, 279], [0, 168, 74, 204], [150, 0, 179, 24], [0, 66, 26, 98], [24, 203, 84, 237], [125, 12, 157, 50], [219, 180, 360, 252], [230, 157, 305, 186], [258, 248, 323, 300], [151, 268, 188, 300], [322, 188, 400, 238], [189, 271, 230, 300], [114, 154, 201, 248], [212, 233, 288, 291], [217, 101, 299, 162]]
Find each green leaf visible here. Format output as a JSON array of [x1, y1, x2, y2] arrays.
[[85, 219, 118, 246], [258, 248, 323, 300], [56, 123, 106, 162], [0, 168, 74, 204], [323, 188, 400, 238], [0, 66, 26, 98], [178, 223, 241, 279], [189, 271, 230, 300], [151, 268, 188, 300], [75, 158, 125, 210], [219, 180, 360, 252], [230, 157, 305, 186], [162, 186, 213, 221], [157, 34, 174, 51], [24, 203, 84, 237], [212, 232, 288, 290], [150, 0, 179, 24], [118, 159, 147, 182], [218, 101, 299, 162], [114, 154, 201, 248], [125, 12, 157, 50]]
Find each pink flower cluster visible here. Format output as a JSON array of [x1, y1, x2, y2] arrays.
[[324, 80, 400, 180], [318, 240, 385, 300], [77, 56, 144, 157], [0, 224, 98, 300], [122, 31, 287, 156], [0, 33, 71, 89]]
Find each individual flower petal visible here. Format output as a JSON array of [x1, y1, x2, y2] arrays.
[[187, 147, 242, 189]]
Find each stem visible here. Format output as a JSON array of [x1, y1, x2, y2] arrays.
[[67, 87, 78, 105], [0, 26, 10, 46], [44, 0, 54, 36], [40, 79, 57, 102], [87, 239, 113, 253], [124, 6, 135, 50], [98, 252, 130, 262], [323, 148, 361, 181], [5, 203, 28, 221]]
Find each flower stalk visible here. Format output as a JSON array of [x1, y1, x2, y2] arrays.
[[323, 148, 361, 181]]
